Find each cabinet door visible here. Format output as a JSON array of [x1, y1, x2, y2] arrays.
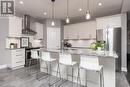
[[108, 16, 121, 28], [96, 18, 109, 29], [36, 23, 43, 39], [15, 17, 22, 37], [47, 27, 60, 49], [9, 17, 22, 37]]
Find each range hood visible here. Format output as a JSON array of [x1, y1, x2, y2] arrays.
[[22, 15, 37, 35]]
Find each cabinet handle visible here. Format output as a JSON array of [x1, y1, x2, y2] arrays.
[[16, 61, 23, 63], [16, 54, 23, 56]]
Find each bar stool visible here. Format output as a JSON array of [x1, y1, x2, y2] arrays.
[[41, 51, 60, 86], [78, 55, 104, 87], [59, 53, 77, 86], [29, 50, 41, 78]]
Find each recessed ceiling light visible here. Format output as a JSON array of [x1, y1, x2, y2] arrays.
[[98, 3, 102, 6], [78, 8, 82, 11], [20, 1, 24, 4], [43, 12, 47, 15]]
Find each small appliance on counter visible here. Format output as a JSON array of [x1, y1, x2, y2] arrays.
[[64, 41, 72, 47], [10, 43, 17, 49]]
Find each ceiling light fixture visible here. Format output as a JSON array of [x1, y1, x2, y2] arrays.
[[43, 12, 47, 15], [78, 8, 82, 11], [20, 1, 23, 4], [98, 3, 102, 6], [85, 0, 91, 20], [51, 0, 55, 26], [66, 0, 70, 23]]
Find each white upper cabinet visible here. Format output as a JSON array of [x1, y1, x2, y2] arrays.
[[33, 22, 43, 39], [8, 17, 22, 37], [64, 21, 96, 39], [96, 14, 121, 29]]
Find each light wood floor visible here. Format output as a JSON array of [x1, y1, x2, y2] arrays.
[[0, 66, 129, 87]]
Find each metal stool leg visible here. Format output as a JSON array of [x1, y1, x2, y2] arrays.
[[57, 63, 61, 78], [77, 67, 81, 86], [85, 70, 88, 87], [36, 59, 39, 79], [72, 66, 74, 86], [102, 68, 104, 87], [48, 62, 52, 86]]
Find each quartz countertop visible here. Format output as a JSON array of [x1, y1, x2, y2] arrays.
[[39, 48, 118, 58]]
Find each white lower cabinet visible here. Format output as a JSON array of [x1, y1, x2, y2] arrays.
[[9, 49, 25, 69]]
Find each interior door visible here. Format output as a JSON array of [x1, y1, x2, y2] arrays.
[[47, 27, 61, 49]]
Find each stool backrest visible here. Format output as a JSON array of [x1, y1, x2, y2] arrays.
[[31, 50, 39, 59], [59, 53, 72, 65], [80, 55, 99, 67], [42, 52, 51, 60]]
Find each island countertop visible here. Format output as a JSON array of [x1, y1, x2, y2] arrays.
[[39, 48, 118, 58]]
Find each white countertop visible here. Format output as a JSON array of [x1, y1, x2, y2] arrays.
[[39, 48, 118, 58]]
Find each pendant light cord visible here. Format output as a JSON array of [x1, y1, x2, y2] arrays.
[[67, 0, 69, 17], [87, 0, 89, 10], [52, 1, 54, 19]]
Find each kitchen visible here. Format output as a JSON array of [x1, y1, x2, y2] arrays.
[[0, 0, 129, 87]]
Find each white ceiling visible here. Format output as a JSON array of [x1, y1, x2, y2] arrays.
[[15, 0, 123, 20]]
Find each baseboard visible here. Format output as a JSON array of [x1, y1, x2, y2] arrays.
[[121, 67, 127, 72], [0, 64, 7, 69]]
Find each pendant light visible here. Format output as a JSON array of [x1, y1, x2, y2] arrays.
[[51, 0, 55, 26], [66, 0, 70, 23], [85, 0, 91, 20]]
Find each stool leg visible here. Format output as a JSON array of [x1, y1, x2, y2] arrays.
[[85, 70, 88, 87], [57, 63, 61, 79], [49, 62, 52, 86], [77, 67, 81, 86], [100, 71, 102, 87], [102, 68, 104, 87], [72, 66, 74, 86], [66, 66, 68, 80], [36, 59, 39, 79], [45, 61, 48, 74]]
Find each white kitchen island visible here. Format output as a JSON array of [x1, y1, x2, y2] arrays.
[[39, 49, 118, 87]]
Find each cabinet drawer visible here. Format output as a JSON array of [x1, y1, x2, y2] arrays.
[[12, 61, 25, 67]]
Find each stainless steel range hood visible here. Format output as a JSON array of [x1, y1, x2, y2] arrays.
[[22, 15, 37, 35]]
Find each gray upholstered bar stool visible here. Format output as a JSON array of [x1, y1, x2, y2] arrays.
[[78, 55, 104, 87], [59, 53, 77, 86]]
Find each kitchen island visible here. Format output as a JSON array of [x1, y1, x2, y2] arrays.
[[39, 48, 118, 87]]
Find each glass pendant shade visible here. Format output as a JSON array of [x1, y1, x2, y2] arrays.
[[51, 21, 55, 26], [86, 10, 91, 20], [66, 16, 70, 23]]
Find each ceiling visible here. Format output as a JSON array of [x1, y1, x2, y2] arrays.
[[15, 0, 123, 21]]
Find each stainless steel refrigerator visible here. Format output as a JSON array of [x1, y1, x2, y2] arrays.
[[96, 28, 121, 71]]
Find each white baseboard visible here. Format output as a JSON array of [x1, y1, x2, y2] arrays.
[[121, 67, 127, 72], [0, 65, 7, 69]]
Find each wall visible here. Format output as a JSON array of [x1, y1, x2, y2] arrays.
[[0, 18, 11, 66], [121, 13, 127, 72]]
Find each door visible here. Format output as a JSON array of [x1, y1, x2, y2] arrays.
[[47, 27, 61, 49]]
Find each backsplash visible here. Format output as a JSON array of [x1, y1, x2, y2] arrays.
[[67, 39, 96, 48]]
